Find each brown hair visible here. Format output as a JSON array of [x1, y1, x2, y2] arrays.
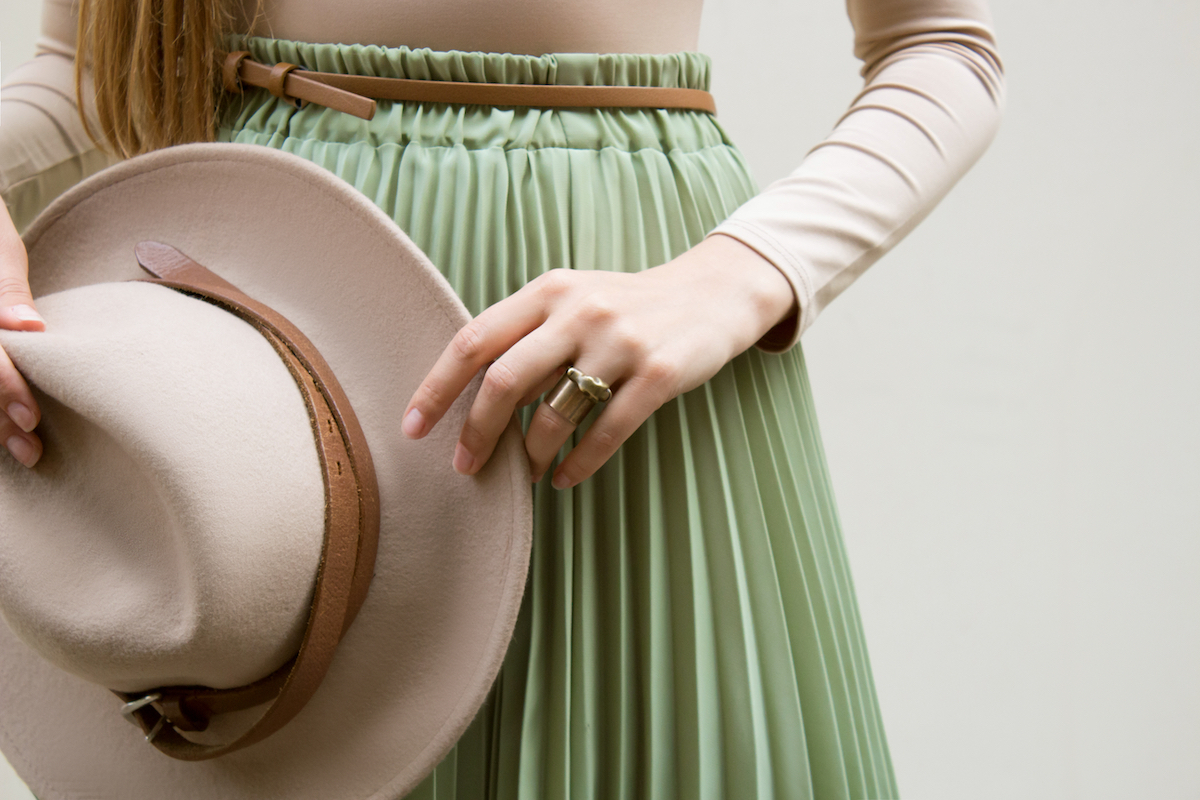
[[75, 0, 233, 157]]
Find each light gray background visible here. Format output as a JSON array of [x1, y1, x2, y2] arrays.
[[2, 0, 1198, 797]]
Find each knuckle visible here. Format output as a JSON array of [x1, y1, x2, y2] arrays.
[[458, 419, 489, 449], [416, 380, 449, 410], [451, 321, 488, 365], [481, 360, 521, 401], [610, 321, 648, 359], [576, 295, 618, 326], [640, 355, 679, 388], [587, 425, 622, 455], [0, 276, 32, 304], [535, 269, 573, 300]]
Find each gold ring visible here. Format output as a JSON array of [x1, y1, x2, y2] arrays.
[[544, 367, 612, 425]]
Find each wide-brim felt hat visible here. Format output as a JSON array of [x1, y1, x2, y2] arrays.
[[0, 143, 532, 798]]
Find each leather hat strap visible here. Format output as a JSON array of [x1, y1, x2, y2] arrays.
[[111, 241, 381, 761], [222, 51, 718, 120]]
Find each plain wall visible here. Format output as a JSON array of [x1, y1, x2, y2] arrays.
[[2, 0, 1197, 797]]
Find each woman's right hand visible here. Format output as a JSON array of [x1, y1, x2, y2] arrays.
[[0, 204, 45, 468]]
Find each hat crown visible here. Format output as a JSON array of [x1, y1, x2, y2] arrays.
[[0, 143, 531, 799], [0, 281, 325, 692]]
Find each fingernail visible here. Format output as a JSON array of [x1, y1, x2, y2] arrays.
[[402, 407, 426, 438], [6, 435, 39, 468], [453, 443, 476, 475], [10, 305, 44, 324], [6, 403, 36, 433], [552, 472, 572, 490]]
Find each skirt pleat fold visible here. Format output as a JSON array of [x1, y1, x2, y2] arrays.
[[222, 38, 897, 800]]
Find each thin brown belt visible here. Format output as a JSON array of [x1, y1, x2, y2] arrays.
[[222, 51, 717, 120]]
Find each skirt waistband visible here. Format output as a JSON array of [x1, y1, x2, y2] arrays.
[[231, 37, 713, 92]]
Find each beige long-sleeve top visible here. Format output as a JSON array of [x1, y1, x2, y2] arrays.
[[0, 0, 1004, 348]]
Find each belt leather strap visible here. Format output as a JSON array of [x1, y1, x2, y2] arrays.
[[112, 241, 381, 761], [222, 51, 718, 120]]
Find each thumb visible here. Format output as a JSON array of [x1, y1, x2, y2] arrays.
[[0, 206, 44, 332]]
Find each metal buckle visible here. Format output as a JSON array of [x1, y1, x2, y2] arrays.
[[145, 715, 166, 743], [119, 693, 169, 742], [119, 692, 161, 724]]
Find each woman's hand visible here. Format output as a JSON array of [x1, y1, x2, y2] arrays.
[[0, 205, 45, 468], [401, 234, 796, 488]]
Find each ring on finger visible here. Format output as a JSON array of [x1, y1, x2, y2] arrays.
[[544, 366, 612, 425]]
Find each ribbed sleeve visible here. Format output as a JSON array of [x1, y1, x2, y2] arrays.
[[713, 0, 1005, 350], [4, 0, 1003, 327], [1, 0, 116, 231]]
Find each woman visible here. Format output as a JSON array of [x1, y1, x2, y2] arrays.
[[0, 0, 1003, 796]]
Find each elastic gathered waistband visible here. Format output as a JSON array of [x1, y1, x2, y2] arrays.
[[232, 37, 713, 92], [221, 38, 733, 156]]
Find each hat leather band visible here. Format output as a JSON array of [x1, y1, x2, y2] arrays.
[[110, 241, 381, 761]]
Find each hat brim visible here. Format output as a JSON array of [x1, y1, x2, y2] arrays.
[[0, 144, 531, 799]]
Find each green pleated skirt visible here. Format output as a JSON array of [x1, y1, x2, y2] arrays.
[[221, 38, 897, 800]]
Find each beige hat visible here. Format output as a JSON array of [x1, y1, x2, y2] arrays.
[[0, 143, 531, 798]]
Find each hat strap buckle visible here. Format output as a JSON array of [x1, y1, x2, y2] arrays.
[[119, 693, 167, 743], [119, 692, 161, 722]]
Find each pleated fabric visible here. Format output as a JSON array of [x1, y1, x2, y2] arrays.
[[221, 39, 898, 800]]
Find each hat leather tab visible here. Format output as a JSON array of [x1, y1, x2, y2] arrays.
[[109, 241, 382, 760], [155, 696, 211, 733]]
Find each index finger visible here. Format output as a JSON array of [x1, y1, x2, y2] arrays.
[[401, 287, 549, 439]]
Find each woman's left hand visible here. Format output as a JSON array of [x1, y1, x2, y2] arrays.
[[401, 234, 796, 488]]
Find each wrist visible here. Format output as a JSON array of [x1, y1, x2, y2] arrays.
[[690, 233, 798, 344]]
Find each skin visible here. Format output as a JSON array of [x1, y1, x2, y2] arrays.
[[0, 201, 795, 481], [400, 233, 795, 488], [0, 206, 45, 468]]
